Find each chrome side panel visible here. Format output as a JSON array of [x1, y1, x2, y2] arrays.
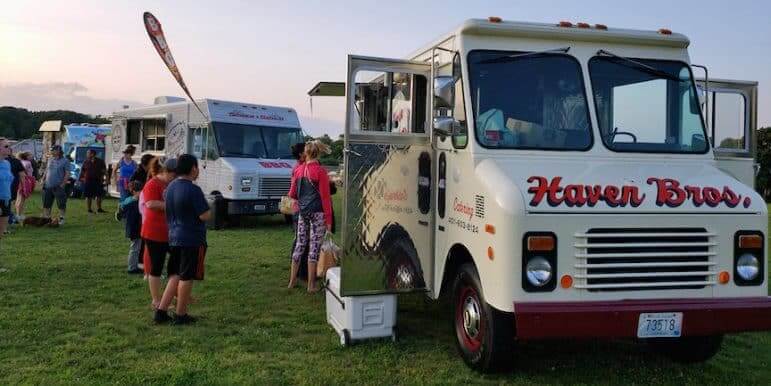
[[341, 142, 434, 296]]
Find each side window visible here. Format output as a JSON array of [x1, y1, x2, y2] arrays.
[[354, 70, 427, 134], [191, 127, 204, 159], [141, 120, 166, 152], [126, 120, 141, 145], [709, 91, 747, 151], [204, 126, 219, 160]]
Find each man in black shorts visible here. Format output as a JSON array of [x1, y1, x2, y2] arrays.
[[79, 149, 107, 213], [155, 154, 210, 325]]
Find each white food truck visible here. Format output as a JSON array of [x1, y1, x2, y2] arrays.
[[110, 97, 304, 226], [309, 18, 771, 371]]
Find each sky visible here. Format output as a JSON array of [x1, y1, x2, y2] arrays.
[[2, 0, 770, 137]]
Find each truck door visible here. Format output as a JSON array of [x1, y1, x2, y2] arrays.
[[341, 55, 433, 296], [696, 79, 759, 187], [190, 124, 219, 194]]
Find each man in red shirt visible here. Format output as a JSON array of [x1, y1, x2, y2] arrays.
[[141, 157, 177, 318]]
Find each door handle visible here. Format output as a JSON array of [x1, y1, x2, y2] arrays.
[[344, 148, 362, 157]]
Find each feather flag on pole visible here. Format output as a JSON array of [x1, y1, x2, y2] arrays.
[[143, 11, 208, 119]]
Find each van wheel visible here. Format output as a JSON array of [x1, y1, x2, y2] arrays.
[[384, 237, 423, 290], [648, 335, 723, 364], [453, 263, 513, 373]]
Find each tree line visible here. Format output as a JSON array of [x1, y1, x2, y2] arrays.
[[0, 106, 108, 139]]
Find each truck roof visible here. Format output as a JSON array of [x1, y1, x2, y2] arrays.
[[408, 18, 690, 59], [113, 98, 301, 128]]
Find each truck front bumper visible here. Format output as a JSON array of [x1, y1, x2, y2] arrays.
[[514, 297, 771, 340], [227, 199, 280, 215]]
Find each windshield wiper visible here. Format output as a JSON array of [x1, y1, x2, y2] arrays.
[[224, 151, 261, 158], [479, 47, 571, 64], [596, 49, 682, 82]]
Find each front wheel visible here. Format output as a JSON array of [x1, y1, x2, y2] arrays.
[[648, 335, 723, 364], [452, 263, 513, 373]]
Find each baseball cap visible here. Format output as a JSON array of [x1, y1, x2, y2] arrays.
[[163, 157, 178, 173], [50, 145, 62, 152]]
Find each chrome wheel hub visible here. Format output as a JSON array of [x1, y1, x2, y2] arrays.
[[462, 295, 481, 339]]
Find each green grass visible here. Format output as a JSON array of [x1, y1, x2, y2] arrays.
[[0, 195, 769, 385]]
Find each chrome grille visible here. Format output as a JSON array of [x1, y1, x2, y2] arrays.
[[574, 228, 717, 292], [258, 177, 291, 197]]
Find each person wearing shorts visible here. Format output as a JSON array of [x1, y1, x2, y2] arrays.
[[41, 145, 70, 224], [156, 154, 210, 325], [141, 157, 176, 312], [79, 149, 107, 213]]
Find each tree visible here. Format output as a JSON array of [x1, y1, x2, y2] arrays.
[[0, 106, 108, 139]]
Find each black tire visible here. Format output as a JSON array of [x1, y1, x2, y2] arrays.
[[648, 335, 723, 364], [207, 194, 226, 230], [452, 263, 514, 373], [383, 233, 424, 290], [342, 329, 351, 346]]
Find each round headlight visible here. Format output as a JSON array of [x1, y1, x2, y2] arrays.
[[737, 253, 760, 281], [526, 257, 553, 287]]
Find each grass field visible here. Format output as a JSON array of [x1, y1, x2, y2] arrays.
[[0, 194, 769, 385]]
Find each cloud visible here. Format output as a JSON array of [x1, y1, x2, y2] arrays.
[[0, 82, 144, 116]]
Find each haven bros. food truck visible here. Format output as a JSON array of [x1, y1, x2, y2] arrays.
[[309, 18, 770, 371], [110, 97, 303, 226]]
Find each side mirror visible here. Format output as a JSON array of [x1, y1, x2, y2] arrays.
[[433, 116, 457, 137], [434, 76, 456, 109]]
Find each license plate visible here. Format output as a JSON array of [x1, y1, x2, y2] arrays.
[[637, 312, 683, 338], [253, 204, 265, 211]]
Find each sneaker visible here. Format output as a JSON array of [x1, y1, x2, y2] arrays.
[[97, 209, 107, 214], [127, 268, 144, 275], [88, 209, 94, 214], [153, 309, 172, 324], [58, 217, 65, 225], [172, 313, 197, 325]]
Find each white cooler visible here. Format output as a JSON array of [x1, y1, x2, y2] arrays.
[[325, 267, 397, 345]]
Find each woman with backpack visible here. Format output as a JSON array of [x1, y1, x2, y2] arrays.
[[287, 141, 333, 293]]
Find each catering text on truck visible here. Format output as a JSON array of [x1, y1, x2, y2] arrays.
[[110, 97, 303, 226], [309, 18, 771, 372]]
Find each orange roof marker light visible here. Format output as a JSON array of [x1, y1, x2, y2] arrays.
[[485, 224, 496, 235], [576, 22, 591, 29], [560, 275, 574, 289], [487, 247, 495, 260], [719, 271, 730, 285], [558, 21, 573, 27], [594, 24, 608, 30], [658, 28, 673, 35], [488, 16, 502, 23], [739, 234, 763, 249]]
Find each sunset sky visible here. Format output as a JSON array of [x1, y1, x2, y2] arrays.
[[2, 0, 769, 136]]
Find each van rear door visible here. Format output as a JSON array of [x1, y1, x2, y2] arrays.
[[339, 55, 433, 296], [696, 78, 759, 188]]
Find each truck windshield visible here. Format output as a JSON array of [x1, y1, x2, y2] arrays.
[[467, 50, 592, 150], [212, 123, 303, 159], [589, 56, 708, 153]]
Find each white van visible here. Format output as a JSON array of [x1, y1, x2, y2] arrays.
[[310, 18, 771, 371], [110, 97, 304, 226]]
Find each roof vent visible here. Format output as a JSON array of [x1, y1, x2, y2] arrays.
[[153, 96, 186, 105]]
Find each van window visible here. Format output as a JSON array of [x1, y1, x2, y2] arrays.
[[142, 120, 166, 152], [709, 91, 746, 150], [467, 50, 592, 150], [353, 70, 427, 134], [127, 121, 141, 145], [589, 57, 708, 153]]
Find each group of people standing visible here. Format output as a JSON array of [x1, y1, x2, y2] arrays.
[[115, 149, 211, 325], [0, 137, 36, 251]]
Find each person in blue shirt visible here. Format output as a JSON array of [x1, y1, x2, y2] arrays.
[[154, 154, 211, 325], [117, 180, 144, 274], [0, 138, 14, 244]]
